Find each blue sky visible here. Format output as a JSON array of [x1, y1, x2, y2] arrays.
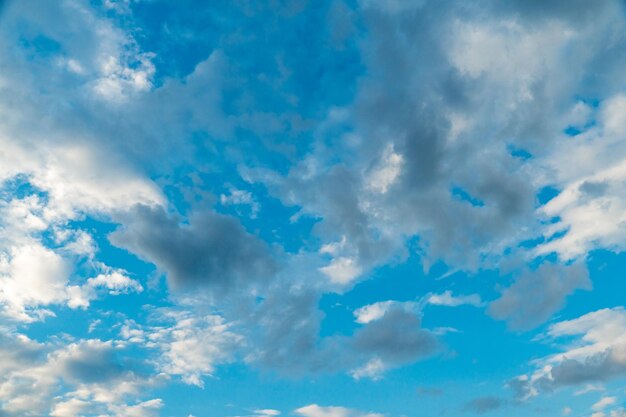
[[1, 0, 626, 416]]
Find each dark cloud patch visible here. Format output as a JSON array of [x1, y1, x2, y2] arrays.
[[244, 287, 439, 376], [510, 308, 626, 399], [352, 307, 439, 365], [549, 352, 624, 386], [0, 333, 43, 374], [488, 262, 590, 330], [498, 0, 617, 24], [515, 350, 626, 397], [248, 287, 330, 373], [579, 180, 609, 198], [56, 341, 127, 384], [110, 205, 276, 292], [463, 396, 504, 414]]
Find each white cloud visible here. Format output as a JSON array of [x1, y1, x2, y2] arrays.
[[92, 53, 155, 102], [353, 301, 418, 324], [0, 243, 71, 321], [220, 188, 260, 218], [593, 397, 617, 411], [121, 311, 242, 387], [366, 144, 404, 194], [253, 409, 281, 417], [536, 95, 626, 260], [295, 404, 384, 417], [319, 257, 362, 286], [426, 291, 484, 308], [50, 397, 90, 417], [67, 270, 143, 309], [349, 357, 386, 381], [107, 398, 163, 417], [0, 333, 160, 417], [575, 384, 605, 396], [513, 308, 626, 398]]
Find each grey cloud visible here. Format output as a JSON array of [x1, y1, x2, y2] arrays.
[[110, 205, 276, 292], [579, 180, 609, 198], [510, 308, 626, 399], [462, 397, 504, 414], [0, 333, 44, 378], [0, 334, 154, 417], [257, 0, 559, 279], [549, 352, 625, 386], [56, 341, 127, 384], [244, 283, 439, 376], [352, 307, 439, 365], [498, 0, 617, 23], [525, 351, 626, 394], [488, 262, 590, 330], [247, 286, 330, 373]]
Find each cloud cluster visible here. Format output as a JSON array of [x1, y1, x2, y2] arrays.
[[0, 333, 160, 417], [110, 205, 277, 293], [2, 0, 626, 413], [121, 309, 242, 387], [488, 263, 590, 330], [294, 404, 383, 417], [511, 308, 626, 399]]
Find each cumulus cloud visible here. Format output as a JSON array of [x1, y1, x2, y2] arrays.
[[427, 291, 484, 308], [353, 300, 419, 324], [244, 0, 626, 294], [0, 333, 159, 417], [511, 308, 626, 398], [488, 262, 590, 330], [351, 305, 439, 371], [294, 404, 384, 417], [67, 270, 143, 309], [245, 284, 438, 379], [110, 205, 276, 292], [121, 309, 242, 387], [537, 94, 626, 260], [0, 243, 71, 321], [3, 0, 626, 412]]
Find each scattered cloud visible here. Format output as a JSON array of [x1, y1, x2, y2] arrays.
[[462, 397, 504, 414], [295, 404, 384, 417], [512, 307, 626, 398], [489, 262, 590, 330], [427, 291, 484, 308], [110, 205, 277, 293]]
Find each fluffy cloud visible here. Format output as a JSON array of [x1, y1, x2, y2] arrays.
[[353, 300, 422, 324], [246, 0, 626, 295], [512, 307, 626, 398], [350, 304, 439, 376], [244, 283, 438, 379], [67, 270, 143, 309], [0, 334, 159, 417], [537, 94, 626, 260], [121, 310, 242, 387], [488, 263, 590, 330], [0, 243, 71, 321], [294, 404, 383, 417], [3, 0, 626, 413], [110, 205, 276, 293], [427, 291, 484, 308]]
